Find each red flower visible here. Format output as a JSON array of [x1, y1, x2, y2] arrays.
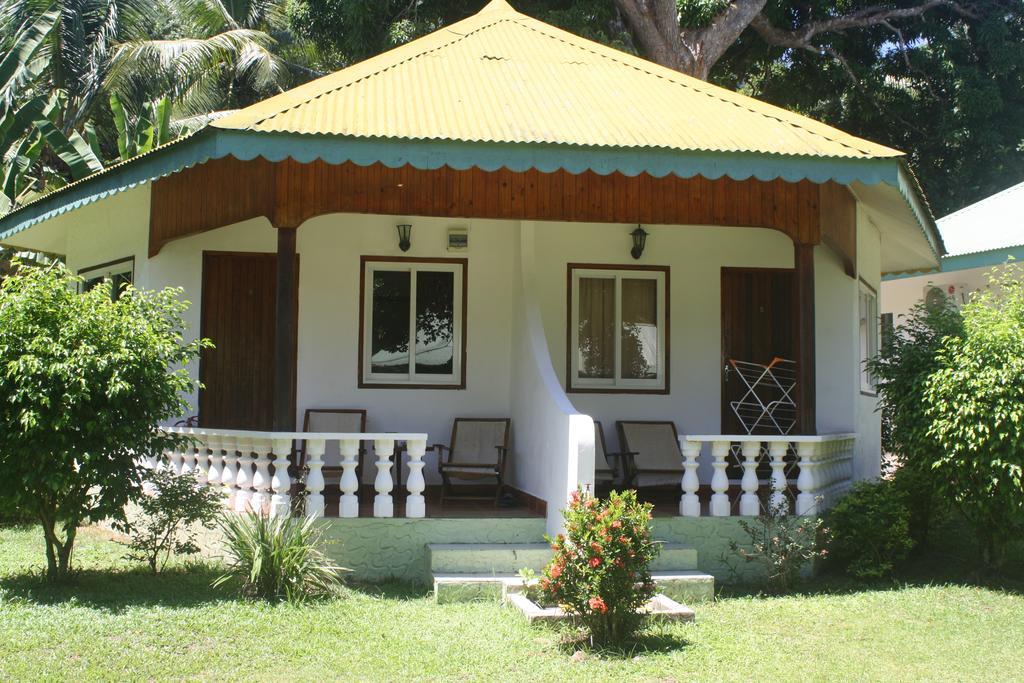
[[584, 498, 597, 509], [618, 535, 630, 544], [602, 533, 612, 543], [550, 543, 559, 551], [589, 541, 603, 554], [611, 520, 622, 529], [614, 558, 625, 569], [588, 596, 608, 614], [570, 490, 581, 504], [550, 563, 563, 579], [589, 556, 601, 568]]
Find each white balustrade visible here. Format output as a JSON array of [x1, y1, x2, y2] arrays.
[[373, 439, 395, 518], [163, 426, 429, 519], [680, 433, 857, 518], [304, 438, 326, 518], [679, 440, 701, 517], [194, 442, 209, 485], [270, 437, 292, 517], [405, 439, 427, 519], [250, 441, 273, 515]]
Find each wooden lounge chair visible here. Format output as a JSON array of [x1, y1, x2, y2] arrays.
[[615, 420, 684, 489], [594, 420, 635, 491], [435, 418, 511, 506], [297, 408, 368, 497]]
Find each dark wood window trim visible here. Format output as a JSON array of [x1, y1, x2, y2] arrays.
[[78, 255, 136, 297], [566, 262, 670, 395], [358, 255, 468, 390]]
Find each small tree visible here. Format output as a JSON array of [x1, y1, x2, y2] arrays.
[[0, 262, 206, 581], [924, 265, 1024, 570], [867, 295, 963, 545], [125, 470, 224, 573], [540, 489, 659, 645], [730, 500, 828, 593]]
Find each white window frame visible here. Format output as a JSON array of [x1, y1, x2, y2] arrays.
[[569, 266, 668, 392], [78, 256, 134, 298], [361, 259, 465, 387], [859, 280, 879, 394]]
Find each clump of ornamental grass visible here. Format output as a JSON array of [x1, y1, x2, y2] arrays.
[[540, 489, 660, 645], [213, 512, 347, 603]]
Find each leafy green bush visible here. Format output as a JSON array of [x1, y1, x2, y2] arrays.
[[730, 501, 828, 593], [124, 469, 224, 573], [213, 513, 345, 602], [827, 480, 914, 579], [925, 264, 1024, 569], [0, 261, 208, 581], [868, 295, 963, 547], [540, 489, 659, 645]]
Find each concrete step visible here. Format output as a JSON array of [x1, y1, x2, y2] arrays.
[[428, 543, 552, 575], [433, 569, 715, 604], [428, 542, 698, 575]]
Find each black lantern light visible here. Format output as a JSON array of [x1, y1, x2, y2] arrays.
[[630, 225, 648, 260], [396, 224, 412, 252]]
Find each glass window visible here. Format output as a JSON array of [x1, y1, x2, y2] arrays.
[[79, 258, 134, 300], [570, 266, 668, 392], [859, 283, 879, 393], [362, 259, 465, 387]]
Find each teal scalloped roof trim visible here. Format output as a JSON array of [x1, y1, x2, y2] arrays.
[[0, 129, 934, 254]]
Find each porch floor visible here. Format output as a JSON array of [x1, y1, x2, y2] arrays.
[[318, 485, 544, 519]]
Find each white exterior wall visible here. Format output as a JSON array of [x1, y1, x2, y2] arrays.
[[50, 189, 880, 499], [882, 263, 1002, 323], [854, 214, 883, 480]]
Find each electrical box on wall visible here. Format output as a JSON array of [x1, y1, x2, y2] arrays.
[[447, 227, 468, 251]]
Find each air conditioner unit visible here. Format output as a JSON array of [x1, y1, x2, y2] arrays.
[[923, 283, 969, 309]]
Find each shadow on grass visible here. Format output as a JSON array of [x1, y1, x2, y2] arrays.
[[0, 562, 232, 612], [552, 624, 693, 660]]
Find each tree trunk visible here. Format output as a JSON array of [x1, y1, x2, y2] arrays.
[[37, 508, 78, 582]]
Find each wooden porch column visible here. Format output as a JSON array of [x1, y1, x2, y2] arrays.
[[794, 243, 816, 435], [273, 226, 298, 431]]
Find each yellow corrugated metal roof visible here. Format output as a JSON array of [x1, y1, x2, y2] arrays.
[[213, 0, 902, 160]]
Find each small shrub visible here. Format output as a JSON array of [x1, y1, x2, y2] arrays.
[[213, 513, 346, 602], [540, 489, 660, 645], [827, 480, 914, 579], [124, 469, 224, 573], [731, 501, 828, 593]]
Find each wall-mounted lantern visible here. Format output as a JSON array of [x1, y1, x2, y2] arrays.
[[396, 224, 412, 252], [630, 225, 648, 260]]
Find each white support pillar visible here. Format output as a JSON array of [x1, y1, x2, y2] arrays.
[[739, 440, 762, 517], [405, 439, 427, 519], [270, 437, 292, 517], [234, 438, 255, 513], [768, 440, 790, 514], [338, 439, 360, 518], [795, 441, 820, 516], [251, 440, 273, 515], [373, 439, 395, 518], [679, 440, 701, 517], [709, 440, 731, 517], [221, 436, 238, 507], [206, 435, 223, 490], [304, 438, 326, 519]]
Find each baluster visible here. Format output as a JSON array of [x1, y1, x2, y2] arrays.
[[305, 438, 326, 518], [221, 436, 238, 507], [768, 440, 790, 514], [193, 435, 210, 485], [270, 437, 293, 517], [373, 439, 395, 518], [207, 435, 223, 490], [251, 440, 272, 515], [180, 443, 196, 478], [405, 439, 427, 518], [709, 440, 731, 517], [679, 440, 701, 517], [168, 445, 184, 476], [338, 439, 360, 518], [234, 438, 255, 513], [142, 452, 160, 495], [739, 440, 762, 516]]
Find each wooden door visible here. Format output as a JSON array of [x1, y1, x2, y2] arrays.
[[720, 268, 795, 436], [199, 252, 295, 430]]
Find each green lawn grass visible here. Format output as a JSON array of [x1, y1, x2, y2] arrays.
[[1, 524, 1023, 682]]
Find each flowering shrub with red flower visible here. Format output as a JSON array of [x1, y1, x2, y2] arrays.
[[540, 489, 659, 644]]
